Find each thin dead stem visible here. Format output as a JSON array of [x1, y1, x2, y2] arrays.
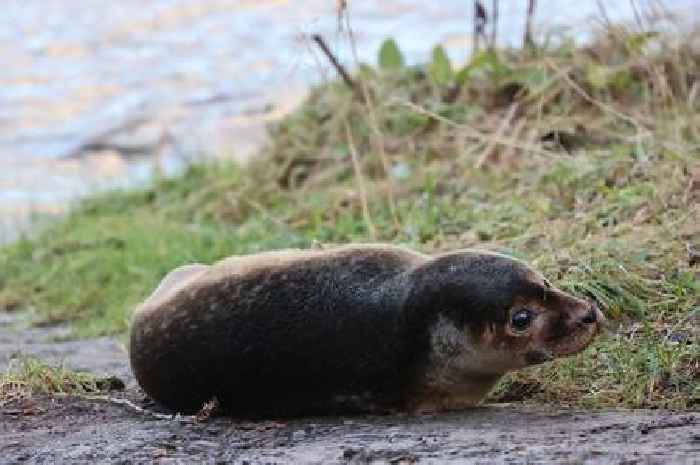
[[344, 120, 377, 239], [475, 103, 519, 168], [243, 197, 300, 239], [502, 118, 530, 162], [396, 100, 556, 158], [596, 0, 612, 29], [548, 59, 649, 134], [311, 34, 358, 95], [85, 395, 198, 422], [473, 1, 487, 53], [630, 0, 645, 30], [490, 0, 499, 50], [524, 0, 537, 49], [341, 8, 401, 231]]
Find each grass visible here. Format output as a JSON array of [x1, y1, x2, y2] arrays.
[[0, 22, 698, 409], [0, 357, 103, 407]]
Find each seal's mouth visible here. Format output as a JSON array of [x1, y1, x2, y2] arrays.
[[525, 349, 554, 365], [545, 302, 606, 359], [526, 328, 596, 366], [551, 321, 601, 358]]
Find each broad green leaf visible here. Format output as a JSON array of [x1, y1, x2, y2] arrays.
[[378, 38, 404, 71], [427, 45, 453, 86], [586, 63, 610, 89], [455, 65, 471, 85], [456, 50, 511, 84], [473, 50, 506, 73]]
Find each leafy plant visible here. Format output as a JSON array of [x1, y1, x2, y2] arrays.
[[378, 38, 405, 71], [427, 45, 453, 85]]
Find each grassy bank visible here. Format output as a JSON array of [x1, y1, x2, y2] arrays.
[[0, 357, 111, 407], [0, 24, 698, 409]]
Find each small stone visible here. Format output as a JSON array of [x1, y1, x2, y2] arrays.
[[191, 440, 218, 449], [95, 376, 125, 391], [668, 331, 691, 344]]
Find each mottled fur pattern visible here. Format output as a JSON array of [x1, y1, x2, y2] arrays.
[[129, 244, 601, 416]]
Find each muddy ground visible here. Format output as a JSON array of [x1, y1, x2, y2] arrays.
[[1, 313, 699, 465]]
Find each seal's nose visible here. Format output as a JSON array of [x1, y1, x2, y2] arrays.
[[579, 302, 604, 325], [581, 309, 597, 325]]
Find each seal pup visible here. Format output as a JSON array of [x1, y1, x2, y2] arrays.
[[130, 244, 603, 416]]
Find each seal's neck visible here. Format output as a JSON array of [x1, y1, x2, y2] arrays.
[[407, 315, 504, 411]]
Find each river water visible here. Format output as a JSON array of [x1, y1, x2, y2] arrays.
[[1, 0, 696, 240]]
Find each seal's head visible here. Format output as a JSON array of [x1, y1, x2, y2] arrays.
[[405, 250, 603, 404]]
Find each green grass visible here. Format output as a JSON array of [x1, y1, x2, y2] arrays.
[[0, 24, 698, 409], [0, 357, 103, 407]]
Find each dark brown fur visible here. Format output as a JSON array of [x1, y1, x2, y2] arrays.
[[129, 244, 601, 416]]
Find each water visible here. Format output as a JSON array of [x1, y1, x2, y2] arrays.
[[0, 0, 696, 240]]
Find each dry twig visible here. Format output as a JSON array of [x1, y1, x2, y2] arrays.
[[340, 9, 401, 231], [311, 34, 358, 95], [397, 100, 555, 158], [524, 0, 537, 49], [344, 120, 377, 239], [475, 103, 520, 168]]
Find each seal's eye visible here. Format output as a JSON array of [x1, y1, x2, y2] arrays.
[[511, 309, 534, 332]]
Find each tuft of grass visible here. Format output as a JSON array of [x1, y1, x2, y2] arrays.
[[0, 21, 698, 408], [0, 357, 102, 407], [491, 324, 699, 409]]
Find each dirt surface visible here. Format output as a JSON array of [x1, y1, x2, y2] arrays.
[[1, 314, 699, 465]]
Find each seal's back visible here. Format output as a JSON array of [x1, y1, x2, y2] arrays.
[[129, 245, 426, 415]]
